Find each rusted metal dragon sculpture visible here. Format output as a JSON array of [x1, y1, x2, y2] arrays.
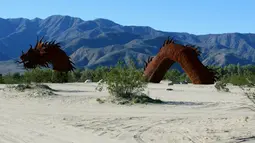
[[16, 36, 216, 84], [16, 36, 75, 72], [143, 37, 217, 84]]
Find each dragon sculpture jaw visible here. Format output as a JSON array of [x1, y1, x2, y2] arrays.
[[143, 37, 217, 84]]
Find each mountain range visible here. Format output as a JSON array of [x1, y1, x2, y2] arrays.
[[0, 15, 255, 74]]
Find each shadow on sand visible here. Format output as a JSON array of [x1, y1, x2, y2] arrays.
[[162, 101, 204, 106], [54, 89, 90, 93]]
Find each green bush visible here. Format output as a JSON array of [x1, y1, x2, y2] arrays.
[[221, 74, 250, 86], [80, 69, 94, 82], [79, 67, 109, 82], [51, 71, 69, 83], [2, 73, 21, 84], [0, 74, 3, 83], [92, 66, 109, 82], [103, 60, 162, 104], [104, 61, 147, 98], [0, 63, 254, 87], [23, 68, 52, 83], [69, 69, 82, 82], [164, 69, 182, 82]]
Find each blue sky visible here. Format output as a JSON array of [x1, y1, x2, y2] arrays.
[[0, 0, 254, 35]]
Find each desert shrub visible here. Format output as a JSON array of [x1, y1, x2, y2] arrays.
[[180, 73, 191, 83], [22, 68, 70, 83], [51, 71, 69, 83], [163, 69, 192, 83], [2, 73, 20, 84], [0, 74, 3, 83], [164, 69, 182, 82], [80, 69, 94, 82], [221, 74, 250, 86], [245, 75, 255, 85], [92, 66, 109, 82], [12, 72, 23, 81], [23, 68, 52, 83], [103, 60, 162, 104], [0, 72, 24, 84], [104, 61, 147, 98], [1, 64, 255, 86], [69, 69, 82, 82]]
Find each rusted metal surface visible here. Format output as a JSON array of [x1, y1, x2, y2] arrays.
[[144, 38, 217, 84], [17, 36, 75, 72]]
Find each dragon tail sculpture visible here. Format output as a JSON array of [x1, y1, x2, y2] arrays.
[[143, 37, 217, 84]]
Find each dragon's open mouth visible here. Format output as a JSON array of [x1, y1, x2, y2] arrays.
[[15, 60, 36, 69], [15, 60, 29, 64]]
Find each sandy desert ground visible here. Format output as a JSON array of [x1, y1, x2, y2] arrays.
[[0, 81, 255, 143]]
